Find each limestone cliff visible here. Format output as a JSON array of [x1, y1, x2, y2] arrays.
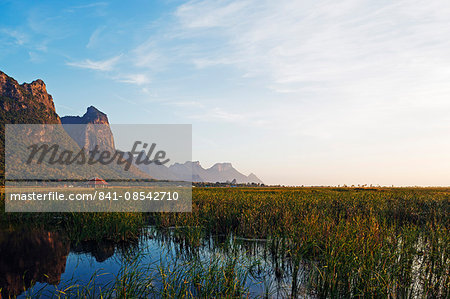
[[61, 106, 115, 153], [0, 71, 61, 181]]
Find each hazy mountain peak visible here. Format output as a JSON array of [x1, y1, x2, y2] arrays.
[[160, 161, 262, 183], [247, 173, 264, 184], [210, 162, 233, 172], [192, 161, 201, 166], [179, 161, 202, 167]]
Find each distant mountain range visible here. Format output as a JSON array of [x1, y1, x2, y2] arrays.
[[137, 160, 263, 184], [0, 70, 263, 184]]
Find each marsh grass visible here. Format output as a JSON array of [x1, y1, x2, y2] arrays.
[[1, 188, 145, 243], [151, 188, 449, 298], [1, 187, 449, 298], [22, 247, 263, 299]]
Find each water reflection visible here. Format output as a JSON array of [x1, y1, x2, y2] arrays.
[[0, 227, 305, 298], [72, 240, 117, 262], [150, 229, 305, 297], [0, 228, 70, 298]]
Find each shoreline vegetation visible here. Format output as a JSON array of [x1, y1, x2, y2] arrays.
[[1, 187, 449, 298]]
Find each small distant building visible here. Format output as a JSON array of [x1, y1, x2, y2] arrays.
[[86, 177, 108, 188]]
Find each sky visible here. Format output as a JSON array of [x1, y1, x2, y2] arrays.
[[1, 0, 450, 186]]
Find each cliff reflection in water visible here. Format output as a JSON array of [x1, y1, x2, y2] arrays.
[[72, 240, 117, 262], [0, 227, 140, 298], [0, 228, 70, 298], [0, 227, 300, 298]]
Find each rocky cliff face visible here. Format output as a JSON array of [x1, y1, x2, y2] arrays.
[[0, 69, 261, 184], [0, 71, 61, 181], [61, 106, 109, 125], [61, 106, 115, 152], [0, 71, 60, 123], [0, 71, 149, 181]]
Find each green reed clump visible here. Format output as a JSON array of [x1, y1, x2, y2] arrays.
[[62, 212, 145, 242], [1, 189, 146, 242], [152, 254, 252, 298], [23, 249, 258, 299], [150, 187, 449, 297]]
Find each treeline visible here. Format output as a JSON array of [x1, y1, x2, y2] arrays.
[[193, 181, 265, 187]]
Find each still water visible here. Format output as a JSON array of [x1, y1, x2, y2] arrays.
[[0, 226, 308, 298]]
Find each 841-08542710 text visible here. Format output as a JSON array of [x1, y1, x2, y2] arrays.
[[9, 191, 179, 201]]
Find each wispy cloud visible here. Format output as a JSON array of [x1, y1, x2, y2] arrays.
[[66, 55, 150, 86], [64, 2, 109, 14], [86, 26, 106, 48], [115, 73, 150, 85], [66, 55, 122, 71], [172, 0, 450, 99], [28, 51, 42, 63], [4, 0, 450, 184], [175, 0, 250, 29], [0, 28, 28, 45], [70, 2, 108, 10]]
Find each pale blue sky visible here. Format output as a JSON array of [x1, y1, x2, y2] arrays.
[[1, 0, 450, 186]]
